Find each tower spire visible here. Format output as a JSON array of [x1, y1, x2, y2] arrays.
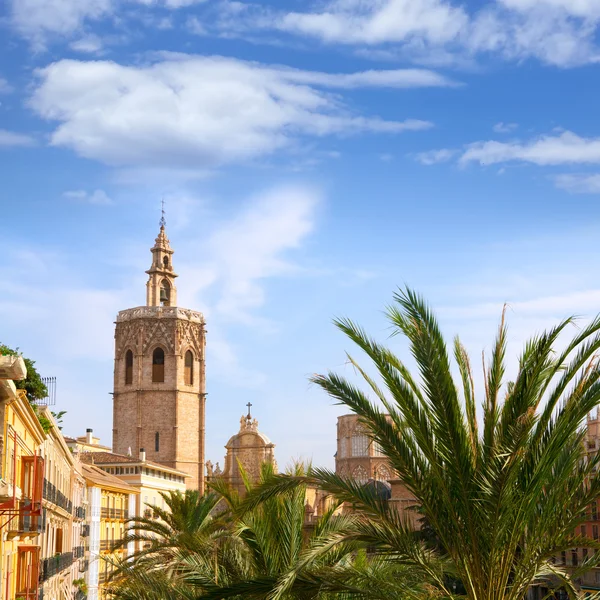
[[160, 198, 166, 229], [146, 204, 178, 307]]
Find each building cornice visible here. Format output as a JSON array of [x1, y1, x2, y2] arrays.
[[116, 306, 205, 324]]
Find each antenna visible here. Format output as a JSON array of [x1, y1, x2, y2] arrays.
[[159, 198, 166, 229]]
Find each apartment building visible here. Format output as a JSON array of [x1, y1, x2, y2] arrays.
[[82, 464, 137, 600], [0, 355, 46, 600], [38, 408, 88, 600]]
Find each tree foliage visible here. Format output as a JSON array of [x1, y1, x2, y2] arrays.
[[0, 343, 47, 400], [107, 289, 600, 600]]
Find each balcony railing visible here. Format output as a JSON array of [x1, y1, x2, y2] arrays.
[[39, 552, 73, 583], [100, 539, 125, 552], [8, 503, 46, 536], [74, 506, 86, 520], [42, 480, 72, 514], [73, 546, 85, 559], [100, 507, 126, 520]]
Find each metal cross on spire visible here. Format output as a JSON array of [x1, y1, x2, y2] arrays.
[[159, 198, 166, 229], [246, 402, 252, 418]]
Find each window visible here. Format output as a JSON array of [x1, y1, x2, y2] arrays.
[[582, 525, 587, 537], [163, 255, 169, 268], [372, 441, 385, 457], [375, 465, 392, 481], [572, 549, 578, 567], [159, 279, 171, 306], [155, 432, 160, 452], [184, 350, 194, 385], [352, 465, 368, 484], [125, 350, 133, 385], [561, 551, 566, 565], [152, 348, 165, 382], [351, 434, 369, 457], [16, 547, 39, 600], [593, 525, 598, 540]]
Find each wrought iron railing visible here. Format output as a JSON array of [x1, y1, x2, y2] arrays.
[[100, 507, 126, 520], [42, 479, 72, 514], [8, 503, 45, 535], [39, 552, 73, 583]]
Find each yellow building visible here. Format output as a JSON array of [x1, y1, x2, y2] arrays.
[[0, 355, 46, 600], [82, 464, 137, 600], [64, 429, 111, 455], [80, 449, 187, 555], [39, 407, 88, 600]]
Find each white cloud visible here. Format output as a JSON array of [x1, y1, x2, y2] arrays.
[[10, 0, 209, 47], [493, 122, 518, 133], [278, 0, 469, 46], [0, 130, 35, 147], [459, 131, 600, 166], [10, 0, 112, 49], [238, 0, 600, 67], [554, 173, 600, 194], [63, 189, 114, 205], [70, 34, 104, 54], [416, 148, 456, 165], [498, 0, 600, 19], [30, 55, 435, 169]]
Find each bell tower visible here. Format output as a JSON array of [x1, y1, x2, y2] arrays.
[[146, 210, 178, 307], [112, 214, 206, 491]]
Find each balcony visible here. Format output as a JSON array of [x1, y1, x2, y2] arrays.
[[43, 479, 72, 514], [7, 503, 45, 537], [39, 552, 74, 583], [74, 505, 86, 520], [100, 539, 125, 553], [100, 507, 126, 520], [73, 546, 85, 559]]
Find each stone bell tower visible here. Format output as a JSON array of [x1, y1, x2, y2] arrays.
[[112, 214, 206, 491]]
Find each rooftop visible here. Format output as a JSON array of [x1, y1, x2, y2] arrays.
[[80, 451, 189, 477], [81, 463, 138, 493]]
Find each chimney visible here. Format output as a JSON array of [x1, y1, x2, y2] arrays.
[[139, 448, 146, 462], [86, 429, 93, 444]]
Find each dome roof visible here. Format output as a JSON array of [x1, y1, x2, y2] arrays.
[[363, 478, 392, 501]]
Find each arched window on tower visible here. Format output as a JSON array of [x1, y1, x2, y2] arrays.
[[159, 279, 171, 306], [163, 255, 169, 269], [125, 350, 133, 385], [152, 348, 165, 383], [155, 432, 160, 452], [184, 350, 194, 386]]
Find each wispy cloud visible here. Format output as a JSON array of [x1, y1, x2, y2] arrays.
[[415, 148, 456, 165], [554, 173, 600, 194], [0, 78, 14, 94], [459, 131, 600, 166], [493, 122, 518, 133], [0, 129, 35, 147], [63, 189, 114, 205], [69, 34, 104, 54]]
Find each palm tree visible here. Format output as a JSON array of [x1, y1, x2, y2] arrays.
[[106, 490, 226, 599], [253, 288, 600, 600], [312, 288, 600, 600]]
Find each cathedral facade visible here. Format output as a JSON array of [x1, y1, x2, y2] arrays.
[[112, 221, 207, 491]]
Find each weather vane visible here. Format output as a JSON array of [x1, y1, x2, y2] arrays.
[[159, 198, 166, 228]]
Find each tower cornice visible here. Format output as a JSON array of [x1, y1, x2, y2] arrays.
[[116, 306, 205, 324]]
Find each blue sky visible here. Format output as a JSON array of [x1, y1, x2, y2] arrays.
[[3, 0, 600, 470]]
